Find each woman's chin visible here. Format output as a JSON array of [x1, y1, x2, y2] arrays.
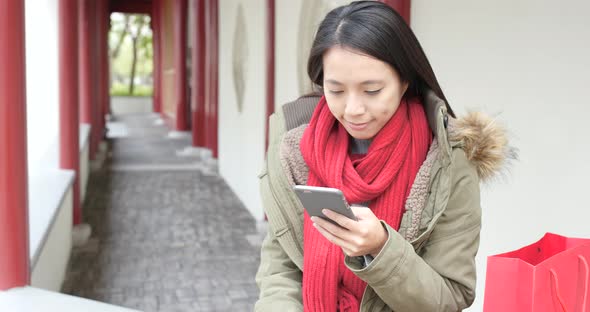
[[345, 128, 376, 140]]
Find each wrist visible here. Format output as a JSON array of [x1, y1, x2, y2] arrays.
[[369, 224, 388, 257]]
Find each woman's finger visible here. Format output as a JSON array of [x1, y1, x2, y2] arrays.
[[321, 209, 358, 231], [313, 222, 355, 250], [311, 216, 353, 241], [350, 206, 375, 220]]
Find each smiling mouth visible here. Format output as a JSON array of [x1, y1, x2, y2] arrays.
[[345, 120, 370, 130]]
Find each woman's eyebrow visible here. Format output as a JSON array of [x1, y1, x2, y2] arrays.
[[325, 79, 343, 85], [360, 80, 383, 85], [325, 79, 383, 85]]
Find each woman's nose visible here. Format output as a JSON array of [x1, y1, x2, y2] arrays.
[[344, 96, 366, 116]]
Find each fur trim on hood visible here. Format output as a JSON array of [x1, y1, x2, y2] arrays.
[[448, 112, 518, 182]]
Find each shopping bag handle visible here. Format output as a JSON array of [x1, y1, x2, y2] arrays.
[[550, 255, 589, 312], [551, 268, 569, 312], [576, 255, 588, 312]]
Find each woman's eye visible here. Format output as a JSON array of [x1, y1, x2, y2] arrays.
[[329, 90, 344, 95], [365, 89, 382, 95]]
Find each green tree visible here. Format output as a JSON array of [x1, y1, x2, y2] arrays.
[[110, 14, 130, 59], [109, 13, 152, 96], [128, 14, 150, 94]]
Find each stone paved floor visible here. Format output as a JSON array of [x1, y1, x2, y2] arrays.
[[62, 112, 265, 312]]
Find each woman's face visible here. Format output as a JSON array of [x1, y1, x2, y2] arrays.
[[322, 46, 408, 140]]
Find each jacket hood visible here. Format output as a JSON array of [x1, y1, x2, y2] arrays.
[[448, 112, 518, 182]]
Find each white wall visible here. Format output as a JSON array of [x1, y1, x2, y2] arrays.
[[411, 1, 590, 310], [24, 1, 80, 294], [110, 97, 153, 115], [218, 0, 267, 220], [216, 0, 352, 220], [25, 0, 60, 176], [31, 189, 73, 291], [275, 0, 352, 110], [275, 1, 302, 110]]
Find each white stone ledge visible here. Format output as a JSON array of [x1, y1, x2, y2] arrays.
[[80, 124, 91, 153], [28, 169, 74, 268], [0, 287, 140, 312]]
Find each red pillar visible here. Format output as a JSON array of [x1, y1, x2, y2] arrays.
[[0, 0, 30, 290], [94, 0, 105, 144], [79, 0, 98, 158], [211, 0, 219, 158], [94, 0, 108, 139], [152, 0, 162, 113], [90, 0, 101, 158], [59, 0, 81, 225], [265, 0, 275, 152], [191, 0, 206, 147], [174, 0, 188, 131], [101, 4, 111, 121], [205, 0, 219, 157], [381, 0, 411, 24]]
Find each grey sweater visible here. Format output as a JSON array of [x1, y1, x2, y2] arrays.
[[349, 136, 374, 265]]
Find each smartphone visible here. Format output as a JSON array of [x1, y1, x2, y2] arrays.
[[293, 185, 358, 225]]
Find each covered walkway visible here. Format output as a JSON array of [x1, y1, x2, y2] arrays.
[[62, 111, 264, 311]]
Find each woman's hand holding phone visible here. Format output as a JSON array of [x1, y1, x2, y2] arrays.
[[311, 206, 388, 258]]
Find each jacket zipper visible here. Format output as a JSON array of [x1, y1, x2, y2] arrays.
[[360, 286, 369, 311], [367, 294, 377, 311], [360, 286, 379, 312]]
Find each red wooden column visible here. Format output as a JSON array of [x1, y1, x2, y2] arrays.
[[191, 0, 207, 147], [381, 0, 411, 23], [94, 0, 109, 137], [79, 0, 97, 157], [265, 0, 275, 152], [59, 0, 81, 225], [174, 0, 189, 131], [94, 0, 105, 143], [152, 0, 162, 113], [0, 0, 30, 290], [205, 0, 219, 157], [101, 3, 111, 120], [204, 0, 219, 158], [90, 0, 100, 157]]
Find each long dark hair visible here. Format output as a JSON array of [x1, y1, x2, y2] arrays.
[[307, 1, 455, 117]]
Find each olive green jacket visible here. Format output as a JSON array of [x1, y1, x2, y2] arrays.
[[255, 91, 513, 311]]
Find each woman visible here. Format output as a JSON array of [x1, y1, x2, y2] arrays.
[[256, 1, 512, 311]]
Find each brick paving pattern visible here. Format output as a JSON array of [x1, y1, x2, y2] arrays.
[[62, 113, 265, 312]]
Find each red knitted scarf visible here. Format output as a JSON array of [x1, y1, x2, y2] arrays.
[[300, 96, 431, 311]]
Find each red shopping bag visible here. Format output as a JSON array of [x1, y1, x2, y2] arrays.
[[483, 233, 590, 312]]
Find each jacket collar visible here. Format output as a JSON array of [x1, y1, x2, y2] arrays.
[[423, 89, 452, 165]]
